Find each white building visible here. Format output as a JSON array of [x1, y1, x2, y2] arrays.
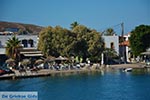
[[119, 33, 131, 62], [124, 33, 131, 62], [102, 35, 119, 54], [0, 35, 39, 54], [0, 34, 43, 66]]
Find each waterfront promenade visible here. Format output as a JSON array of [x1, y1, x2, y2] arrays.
[[110, 63, 146, 68], [0, 63, 147, 80]]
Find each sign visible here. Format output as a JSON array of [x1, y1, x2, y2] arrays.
[[0, 92, 38, 100]]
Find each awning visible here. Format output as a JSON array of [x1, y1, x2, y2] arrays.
[[20, 49, 43, 57], [23, 53, 43, 57], [141, 52, 150, 55], [55, 56, 68, 61], [20, 51, 42, 54]]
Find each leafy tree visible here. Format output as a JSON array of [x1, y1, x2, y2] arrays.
[[18, 29, 23, 35], [72, 25, 90, 39], [129, 25, 150, 56], [18, 29, 28, 35], [72, 25, 104, 60], [38, 26, 76, 57], [87, 30, 104, 57], [38, 26, 56, 56], [72, 39, 89, 57], [5, 36, 22, 62], [38, 23, 104, 62], [52, 26, 76, 56]]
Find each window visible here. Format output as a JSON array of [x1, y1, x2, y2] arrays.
[[22, 39, 28, 47], [110, 42, 114, 49], [28, 39, 34, 47], [103, 43, 106, 48]]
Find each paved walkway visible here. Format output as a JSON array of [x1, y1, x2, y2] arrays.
[[109, 63, 146, 69]]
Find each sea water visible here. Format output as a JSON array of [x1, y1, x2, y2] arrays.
[[0, 69, 150, 100]]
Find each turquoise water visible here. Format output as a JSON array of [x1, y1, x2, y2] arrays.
[[0, 70, 150, 100]]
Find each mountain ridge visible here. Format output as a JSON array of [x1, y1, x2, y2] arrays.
[[0, 21, 44, 35]]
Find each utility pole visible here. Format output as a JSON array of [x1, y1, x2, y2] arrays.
[[121, 22, 125, 63]]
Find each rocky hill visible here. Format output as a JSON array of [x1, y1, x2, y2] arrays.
[[0, 21, 44, 35]]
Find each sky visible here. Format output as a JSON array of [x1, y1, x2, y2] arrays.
[[0, 0, 150, 35]]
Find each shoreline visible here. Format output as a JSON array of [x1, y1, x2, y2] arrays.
[[0, 69, 102, 80], [0, 63, 148, 80], [109, 63, 146, 69]]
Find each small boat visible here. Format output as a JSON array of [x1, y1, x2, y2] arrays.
[[124, 68, 132, 72]]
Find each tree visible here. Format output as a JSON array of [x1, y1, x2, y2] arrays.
[[72, 39, 89, 58], [38, 23, 104, 62], [129, 25, 150, 56], [5, 36, 22, 62], [87, 30, 104, 57], [72, 25, 104, 61], [52, 26, 76, 56], [38, 26, 76, 57], [70, 21, 79, 30], [72, 25, 90, 40], [38, 26, 55, 56], [103, 48, 118, 64], [104, 28, 115, 36]]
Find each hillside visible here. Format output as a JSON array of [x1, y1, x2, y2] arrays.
[[0, 21, 44, 35]]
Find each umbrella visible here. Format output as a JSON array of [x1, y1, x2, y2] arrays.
[[141, 51, 150, 55], [21, 59, 31, 66], [55, 56, 68, 61], [35, 59, 44, 64], [46, 56, 56, 62], [5, 58, 15, 64]]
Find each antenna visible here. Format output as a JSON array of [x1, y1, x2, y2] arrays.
[[121, 22, 126, 63], [121, 23, 124, 37]]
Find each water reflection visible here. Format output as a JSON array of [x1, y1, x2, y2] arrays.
[[50, 70, 102, 78], [100, 67, 150, 76], [132, 68, 150, 75]]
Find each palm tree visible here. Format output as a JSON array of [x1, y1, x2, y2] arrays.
[[70, 21, 79, 30], [103, 48, 118, 64], [5, 36, 22, 62], [105, 28, 115, 36]]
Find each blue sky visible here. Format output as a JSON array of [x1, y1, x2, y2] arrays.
[[0, 0, 150, 35]]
